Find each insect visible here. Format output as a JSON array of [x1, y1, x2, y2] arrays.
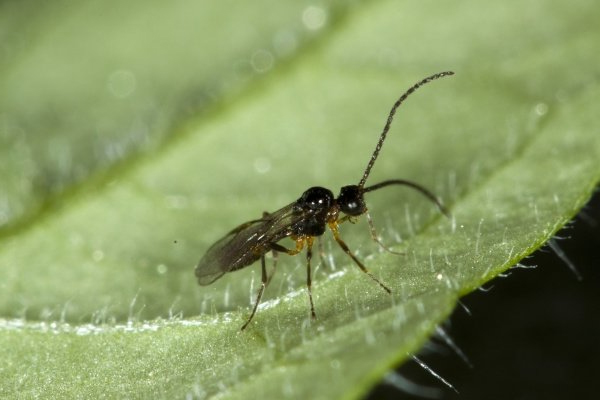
[[196, 71, 454, 330]]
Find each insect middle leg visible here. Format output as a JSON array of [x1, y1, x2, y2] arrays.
[[305, 237, 317, 319], [270, 238, 317, 319]]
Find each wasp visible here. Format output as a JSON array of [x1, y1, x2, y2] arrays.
[[196, 71, 453, 330]]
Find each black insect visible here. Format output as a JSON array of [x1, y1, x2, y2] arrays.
[[196, 71, 454, 330]]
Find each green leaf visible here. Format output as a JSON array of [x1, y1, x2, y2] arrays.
[[1, 0, 599, 399]]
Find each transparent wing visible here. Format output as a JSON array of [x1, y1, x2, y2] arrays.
[[195, 203, 300, 285]]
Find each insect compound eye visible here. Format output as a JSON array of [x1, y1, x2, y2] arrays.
[[298, 186, 334, 212], [337, 185, 366, 216]]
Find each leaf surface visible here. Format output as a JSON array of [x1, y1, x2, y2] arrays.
[[1, 0, 599, 398]]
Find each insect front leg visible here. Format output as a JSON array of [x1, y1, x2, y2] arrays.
[[241, 253, 269, 331], [365, 211, 404, 255], [328, 222, 391, 294]]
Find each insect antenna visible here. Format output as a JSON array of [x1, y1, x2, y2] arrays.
[[357, 71, 455, 189], [363, 179, 450, 217]]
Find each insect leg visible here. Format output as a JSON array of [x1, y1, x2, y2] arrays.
[[366, 211, 404, 255], [269, 240, 304, 256], [241, 253, 268, 331], [266, 239, 305, 285], [262, 211, 279, 287], [328, 222, 391, 294], [317, 238, 329, 269], [337, 215, 357, 224], [266, 247, 279, 287], [267, 240, 304, 285], [269, 239, 317, 319], [305, 237, 317, 319]]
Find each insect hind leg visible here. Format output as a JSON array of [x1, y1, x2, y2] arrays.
[[266, 247, 279, 287], [262, 212, 281, 287], [265, 239, 305, 286], [241, 253, 269, 331]]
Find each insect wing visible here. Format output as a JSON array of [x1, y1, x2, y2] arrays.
[[195, 203, 298, 285]]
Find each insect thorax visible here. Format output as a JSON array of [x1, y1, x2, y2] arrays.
[[292, 186, 334, 237]]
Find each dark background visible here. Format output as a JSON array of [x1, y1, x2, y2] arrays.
[[368, 189, 600, 400]]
